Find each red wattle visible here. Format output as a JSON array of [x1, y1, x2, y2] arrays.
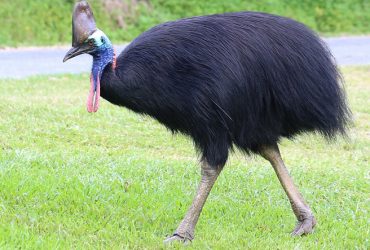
[[87, 74, 95, 113], [93, 75, 101, 112], [87, 73, 101, 113]]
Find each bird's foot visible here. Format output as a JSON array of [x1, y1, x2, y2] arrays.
[[163, 231, 193, 244], [291, 215, 316, 236]]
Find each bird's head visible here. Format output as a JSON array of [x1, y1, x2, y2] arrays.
[[63, 29, 112, 62], [63, 1, 115, 113]]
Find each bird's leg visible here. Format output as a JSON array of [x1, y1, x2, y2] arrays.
[[259, 144, 316, 236], [164, 160, 222, 244]]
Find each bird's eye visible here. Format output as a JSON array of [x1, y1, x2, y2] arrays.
[[88, 39, 94, 47], [101, 37, 105, 43]]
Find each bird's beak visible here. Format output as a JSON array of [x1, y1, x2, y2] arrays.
[[63, 45, 91, 62]]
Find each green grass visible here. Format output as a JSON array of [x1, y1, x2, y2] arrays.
[[0, 0, 369, 47], [0, 67, 369, 249]]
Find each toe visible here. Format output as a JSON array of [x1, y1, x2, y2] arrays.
[[291, 225, 305, 236], [164, 233, 192, 244], [291, 217, 316, 236]]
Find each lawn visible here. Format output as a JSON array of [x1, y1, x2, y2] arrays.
[[0, 67, 368, 249], [1, 0, 369, 47]]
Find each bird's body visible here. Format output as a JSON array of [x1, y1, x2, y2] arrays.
[[64, 2, 350, 243], [100, 12, 349, 166]]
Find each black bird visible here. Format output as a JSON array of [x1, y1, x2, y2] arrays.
[[64, 1, 350, 243]]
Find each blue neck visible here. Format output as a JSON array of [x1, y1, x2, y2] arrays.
[[91, 45, 114, 90]]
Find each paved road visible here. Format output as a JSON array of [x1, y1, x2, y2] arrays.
[[0, 36, 369, 79]]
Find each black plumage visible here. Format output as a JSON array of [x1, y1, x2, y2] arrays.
[[64, 3, 351, 240], [100, 12, 350, 167]]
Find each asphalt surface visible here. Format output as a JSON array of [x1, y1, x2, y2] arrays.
[[0, 36, 369, 79]]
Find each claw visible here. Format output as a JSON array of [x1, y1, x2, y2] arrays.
[[164, 233, 192, 244], [291, 216, 317, 236]]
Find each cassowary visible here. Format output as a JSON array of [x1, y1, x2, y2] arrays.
[[63, 1, 350, 243]]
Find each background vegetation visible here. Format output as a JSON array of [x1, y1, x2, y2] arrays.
[[0, 67, 368, 248], [0, 0, 369, 47]]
